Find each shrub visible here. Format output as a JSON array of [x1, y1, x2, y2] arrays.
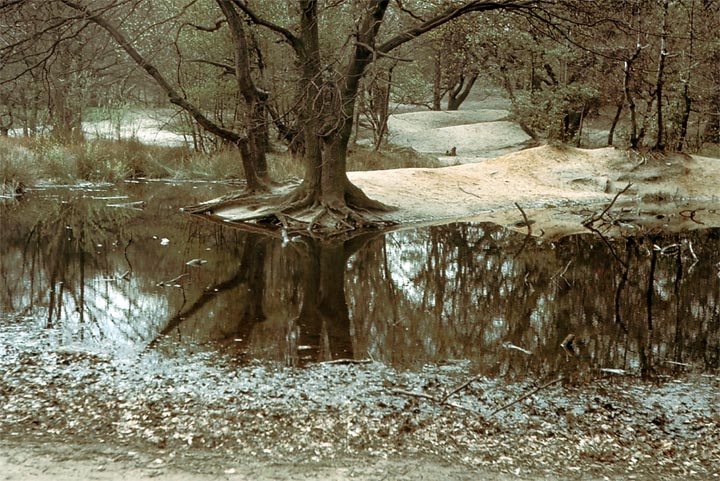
[[0, 137, 37, 192]]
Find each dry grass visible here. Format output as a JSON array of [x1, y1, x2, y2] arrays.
[[0, 136, 438, 189]]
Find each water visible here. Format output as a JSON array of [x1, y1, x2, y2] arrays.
[[1, 183, 718, 377]]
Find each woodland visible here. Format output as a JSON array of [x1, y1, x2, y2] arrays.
[[1, 0, 719, 235]]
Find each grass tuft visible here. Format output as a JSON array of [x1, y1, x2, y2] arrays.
[[1, 136, 441, 190]]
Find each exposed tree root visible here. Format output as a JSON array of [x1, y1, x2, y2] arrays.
[[183, 179, 397, 239]]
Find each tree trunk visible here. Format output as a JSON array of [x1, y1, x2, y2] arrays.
[[677, 82, 692, 151], [624, 40, 643, 149], [653, 0, 669, 151], [432, 50, 442, 111], [62, 0, 266, 189], [216, 0, 270, 190], [608, 103, 623, 146], [704, 94, 720, 144], [286, 0, 391, 220], [447, 72, 478, 111]]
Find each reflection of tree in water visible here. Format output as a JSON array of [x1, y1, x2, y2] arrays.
[[348, 224, 720, 377], [1, 195, 137, 331], [0, 187, 248, 350], [2, 190, 718, 375], [286, 233, 380, 366]]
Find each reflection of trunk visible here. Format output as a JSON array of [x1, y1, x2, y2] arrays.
[[149, 235, 268, 347], [647, 248, 657, 332], [638, 247, 658, 378], [295, 234, 379, 365], [296, 240, 352, 363], [673, 247, 684, 362]]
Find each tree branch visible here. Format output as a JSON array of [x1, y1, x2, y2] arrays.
[[231, 0, 303, 54], [379, 0, 537, 54], [60, 0, 246, 145]]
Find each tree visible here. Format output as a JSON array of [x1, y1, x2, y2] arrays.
[[213, 0, 538, 235]]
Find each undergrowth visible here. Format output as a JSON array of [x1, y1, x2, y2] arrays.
[[1, 136, 438, 189]]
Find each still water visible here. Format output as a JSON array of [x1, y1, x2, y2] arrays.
[[1, 182, 718, 377]]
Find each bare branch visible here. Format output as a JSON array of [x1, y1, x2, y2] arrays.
[[379, 0, 537, 54], [186, 16, 226, 32], [231, 0, 302, 54], [60, 0, 246, 145]]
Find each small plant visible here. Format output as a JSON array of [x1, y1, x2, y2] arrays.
[[0, 137, 37, 193]]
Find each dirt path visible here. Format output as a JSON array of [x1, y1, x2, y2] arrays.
[[0, 442, 627, 481]]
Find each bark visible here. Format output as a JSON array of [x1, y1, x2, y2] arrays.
[[447, 72, 478, 110], [653, 0, 669, 151]]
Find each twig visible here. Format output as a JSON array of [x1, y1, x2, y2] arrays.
[[156, 273, 189, 287], [513, 202, 533, 259], [439, 375, 484, 404], [459, 185, 482, 199], [514, 202, 532, 235], [488, 377, 564, 417], [583, 183, 633, 227], [679, 209, 705, 225]]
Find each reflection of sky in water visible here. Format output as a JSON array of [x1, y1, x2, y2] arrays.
[[2, 184, 719, 373]]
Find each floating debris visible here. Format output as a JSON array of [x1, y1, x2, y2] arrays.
[[599, 368, 627, 375], [502, 342, 532, 355], [185, 258, 208, 267]]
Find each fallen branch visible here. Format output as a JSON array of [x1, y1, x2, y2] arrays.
[[458, 185, 482, 199], [583, 183, 632, 227], [392, 389, 476, 414], [439, 375, 485, 404], [488, 377, 564, 417], [156, 273, 189, 287], [320, 358, 373, 365]]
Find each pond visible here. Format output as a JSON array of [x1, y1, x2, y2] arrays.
[[1, 182, 719, 378]]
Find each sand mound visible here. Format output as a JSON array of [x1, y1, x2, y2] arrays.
[[350, 145, 720, 237], [387, 109, 530, 160]]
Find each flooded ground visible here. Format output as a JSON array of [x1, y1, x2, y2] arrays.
[[1, 183, 719, 479], [2, 182, 719, 374]]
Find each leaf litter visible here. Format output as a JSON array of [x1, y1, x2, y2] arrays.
[[1, 314, 718, 480]]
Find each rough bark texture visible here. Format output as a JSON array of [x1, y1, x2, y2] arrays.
[[216, 0, 271, 190]]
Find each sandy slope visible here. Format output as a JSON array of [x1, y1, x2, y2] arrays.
[[347, 109, 720, 238]]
